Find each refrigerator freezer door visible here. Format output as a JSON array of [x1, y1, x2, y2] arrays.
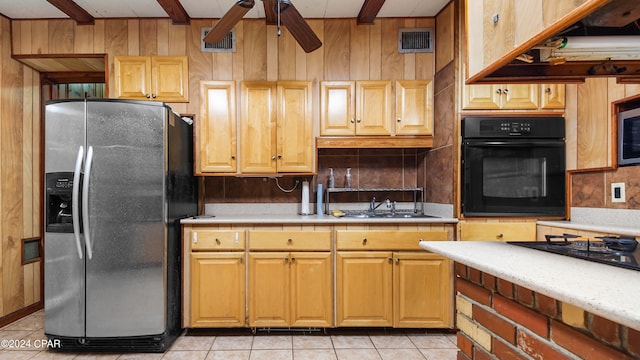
[[84, 101, 167, 337], [44, 101, 86, 337]]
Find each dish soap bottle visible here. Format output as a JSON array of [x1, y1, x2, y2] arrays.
[[345, 168, 352, 188], [328, 168, 335, 188]]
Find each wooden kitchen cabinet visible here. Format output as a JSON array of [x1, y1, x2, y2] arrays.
[[336, 230, 451, 328], [197, 81, 236, 174], [320, 80, 391, 136], [458, 221, 536, 241], [190, 252, 245, 328], [394, 252, 450, 328], [541, 84, 566, 109], [114, 56, 188, 102], [240, 81, 314, 174], [462, 84, 539, 110], [396, 80, 434, 135], [185, 228, 246, 328], [248, 230, 333, 328]]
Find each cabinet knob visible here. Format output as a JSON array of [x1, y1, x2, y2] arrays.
[[145, 94, 151, 99], [291, 257, 296, 263], [362, 238, 367, 245], [271, 155, 276, 160], [284, 257, 289, 263], [545, 87, 552, 93], [496, 89, 502, 94], [418, 238, 424, 244], [351, 118, 356, 123], [356, 118, 362, 123], [388, 257, 393, 263], [497, 233, 504, 239], [151, 94, 157, 99], [239, 257, 244, 264], [503, 88, 509, 94], [397, 118, 402, 122], [277, 154, 282, 159], [395, 258, 400, 264], [215, 238, 221, 245], [231, 155, 236, 160], [287, 238, 293, 243]]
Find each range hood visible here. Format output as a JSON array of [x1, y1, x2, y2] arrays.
[[475, 0, 640, 83]]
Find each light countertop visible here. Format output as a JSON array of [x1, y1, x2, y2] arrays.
[[419, 241, 640, 331], [181, 214, 458, 225]]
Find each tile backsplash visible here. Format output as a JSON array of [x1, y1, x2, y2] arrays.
[[203, 148, 428, 204], [571, 165, 640, 209]]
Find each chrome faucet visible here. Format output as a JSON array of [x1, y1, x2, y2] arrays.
[[369, 197, 391, 213]]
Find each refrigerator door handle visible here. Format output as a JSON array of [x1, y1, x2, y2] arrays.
[[72, 146, 84, 259], [82, 145, 94, 260]]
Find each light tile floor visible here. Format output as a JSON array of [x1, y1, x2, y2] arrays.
[[0, 310, 458, 359]]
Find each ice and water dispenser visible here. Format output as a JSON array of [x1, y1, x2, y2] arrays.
[[45, 172, 80, 233]]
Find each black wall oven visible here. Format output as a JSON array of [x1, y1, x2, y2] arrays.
[[462, 116, 566, 217]]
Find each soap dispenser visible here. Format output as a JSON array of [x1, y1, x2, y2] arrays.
[[345, 168, 352, 188]]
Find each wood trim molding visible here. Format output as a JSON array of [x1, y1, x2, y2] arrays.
[[0, 302, 43, 329], [316, 136, 433, 149], [156, 0, 190, 25], [46, 0, 94, 25]]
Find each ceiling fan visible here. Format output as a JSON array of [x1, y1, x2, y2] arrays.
[[203, 0, 322, 53]]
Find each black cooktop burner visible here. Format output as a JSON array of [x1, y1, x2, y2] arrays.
[[508, 234, 640, 271]]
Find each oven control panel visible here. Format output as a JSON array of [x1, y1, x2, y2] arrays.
[[462, 116, 565, 139]]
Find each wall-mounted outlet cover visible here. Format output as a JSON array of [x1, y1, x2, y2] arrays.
[[611, 182, 625, 203]]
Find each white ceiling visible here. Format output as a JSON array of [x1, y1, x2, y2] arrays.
[[0, 0, 449, 20]]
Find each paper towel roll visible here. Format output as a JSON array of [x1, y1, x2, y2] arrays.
[[300, 181, 310, 215]]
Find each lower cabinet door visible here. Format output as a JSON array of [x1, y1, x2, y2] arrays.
[[190, 252, 246, 328], [393, 252, 452, 328], [290, 252, 333, 327], [336, 251, 393, 327], [248, 252, 290, 327]]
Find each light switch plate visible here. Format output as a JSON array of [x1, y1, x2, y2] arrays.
[[611, 182, 625, 203]]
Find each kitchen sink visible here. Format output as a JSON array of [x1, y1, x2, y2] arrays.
[[342, 212, 436, 219]]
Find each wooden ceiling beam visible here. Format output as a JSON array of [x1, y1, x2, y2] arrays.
[[156, 0, 190, 25], [46, 0, 94, 25], [357, 0, 385, 24]]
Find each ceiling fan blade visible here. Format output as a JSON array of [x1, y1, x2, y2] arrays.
[[204, 0, 255, 44], [279, 1, 322, 53], [357, 0, 386, 24], [263, 0, 277, 25]]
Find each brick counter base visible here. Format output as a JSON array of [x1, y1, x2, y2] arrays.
[[454, 262, 640, 360]]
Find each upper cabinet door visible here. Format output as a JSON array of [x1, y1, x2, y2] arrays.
[[151, 56, 189, 102], [356, 81, 391, 136], [114, 56, 189, 102], [114, 56, 152, 100], [541, 84, 566, 109], [395, 80, 434, 135], [320, 81, 356, 136], [240, 81, 277, 174], [500, 84, 539, 110], [197, 81, 237, 174], [277, 81, 314, 173]]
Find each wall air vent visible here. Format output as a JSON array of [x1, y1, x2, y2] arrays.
[[398, 28, 434, 53], [201, 27, 236, 53]]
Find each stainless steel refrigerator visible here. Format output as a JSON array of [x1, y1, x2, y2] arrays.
[[44, 99, 197, 352]]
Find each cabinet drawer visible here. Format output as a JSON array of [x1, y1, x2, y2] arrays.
[[248, 231, 332, 251], [336, 230, 448, 250], [190, 230, 246, 250], [459, 222, 535, 241]]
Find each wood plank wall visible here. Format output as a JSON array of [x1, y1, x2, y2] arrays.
[[12, 17, 436, 120], [0, 16, 42, 319], [4, 17, 436, 317]]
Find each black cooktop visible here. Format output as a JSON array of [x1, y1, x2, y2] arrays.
[[508, 234, 640, 271]]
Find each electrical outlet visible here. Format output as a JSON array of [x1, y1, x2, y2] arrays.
[[611, 182, 625, 203]]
